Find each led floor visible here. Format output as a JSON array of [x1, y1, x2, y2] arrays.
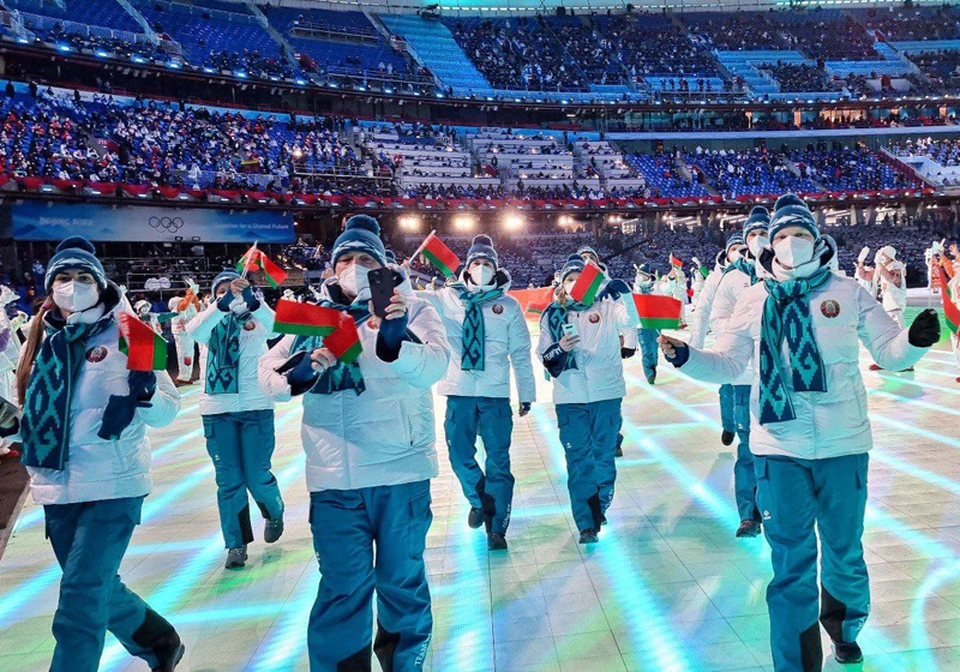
[[2, 341, 960, 671]]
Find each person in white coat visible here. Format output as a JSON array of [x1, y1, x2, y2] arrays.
[[258, 214, 450, 671], [0, 285, 22, 458], [709, 206, 770, 539], [420, 234, 535, 551], [186, 269, 284, 570], [874, 246, 908, 328], [689, 233, 746, 447], [0, 237, 184, 672], [537, 254, 640, 544], [659, 194, 941, 672], [169, 281, 200, 384]]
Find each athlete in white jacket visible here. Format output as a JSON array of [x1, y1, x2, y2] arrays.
[[537, 254, 640, 544], [419, 235, 535, 551], [169, 282, 199, 383], [258, 214, 450, 672], [660, 195, 941, 672], [708, 206, 771, 539], [0, 237, 184, 672], [689, 234, 746, 447], [186, 269, 283, 570]]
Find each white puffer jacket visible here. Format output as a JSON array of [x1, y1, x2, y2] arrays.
[[187, 301, 276, 416], [259, 280, 451, 492], [20, 291, 181, 505], [707, 266, 757, 386], [419, 271, 536, 403], [689, 264, 726, 349], [680, 273, 928, 460], [537, 298, 639, 405]]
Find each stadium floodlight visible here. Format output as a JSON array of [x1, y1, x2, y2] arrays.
[[296, 79, 307, 86], [132, 55, 146, 64], [399, 214, 421, 231], [235, 71, 247, 79], [96, 51, 110, 58], [57, 44, 71, 52], [503, 214, 524, 232], [454, 214, 476, 231], [167, 62, 180, 70], [203, 67, 216, 74]]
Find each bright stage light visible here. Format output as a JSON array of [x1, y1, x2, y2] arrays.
[[399, 215, 421, 231], [503, 214, 524, 231], [453, 215, 476, 231]]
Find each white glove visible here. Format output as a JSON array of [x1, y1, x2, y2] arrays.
[[185, 278, 200, 294], [229, 296, 247, 315], [118, 284, 128, 297], [858, 247, 870, 264], [0, 285, 18, 306]]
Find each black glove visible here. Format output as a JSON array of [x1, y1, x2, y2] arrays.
[[909, 308, 941, 348], [98, 394, 151, 440], [519, 402, 531, 417], [377, 311, 410, 363], [596, 279, 630, 302], [620, 347, 636, 359], [128, 371, 157, 402], [216, 291, 234, 312], [241, 286, 261, 313]]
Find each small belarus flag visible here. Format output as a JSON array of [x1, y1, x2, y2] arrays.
[[273, 300, 340, 337], [624, 293, 683, 331], [569, 262, 605, 306], [118, 313, 168, 371], [323, 312, 363, 363], [938, 267, 959, 333], [420, 232, 460, 278], [237, 247, 288, 288], [699, 265, 710, 279], [670, 254, 683, 269]]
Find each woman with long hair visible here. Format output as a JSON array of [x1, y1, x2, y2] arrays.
[[0, 237, 184, 672]]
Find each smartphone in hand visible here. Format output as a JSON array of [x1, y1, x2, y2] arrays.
[[368, 267, 397, 318], [561, 321, 579, 339]]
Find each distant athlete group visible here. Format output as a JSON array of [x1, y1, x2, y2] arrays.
[[0, 193, 952, 672]]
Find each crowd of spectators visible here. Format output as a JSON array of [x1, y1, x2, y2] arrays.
[[599, 13, 720, 80], [891, 137, 960, 167], [793, 140, 923, 192], [687, 11, 787, 51], [683, 147, 818, 198], [858, 6, 960, 41], [783, 14, 880, 61], [764, 63, 831, 93], [448, 16, 589, 92]]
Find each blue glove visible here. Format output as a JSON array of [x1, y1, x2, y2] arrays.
[[596, 279, 631, 301], [376, 311, 410, 363], [241, 286, 261, 313], [665, 342, 689, 367], [216, 291, 234, 312], [277, 350, 320, 396], [128, 370, 157, 402]]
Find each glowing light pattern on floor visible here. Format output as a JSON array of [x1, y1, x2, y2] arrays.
[[2, 338, 960, 670]]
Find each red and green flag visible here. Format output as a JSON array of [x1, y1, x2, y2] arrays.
[[569, 262, 605, 306], [670, 253, 683, 269], [624, 293, 683, 331], [273, 300, 340, 337], [237, 247, 287, 288], [118, 313, 168, 371], [938, 267, 959, 333], [323, 312, 363, 363], [420, 232, 460, 278]]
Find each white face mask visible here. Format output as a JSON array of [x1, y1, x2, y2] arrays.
[[727, 248, 744, 263], [637, 279, 654, 290], [338, 263, 370, 301], [469, 264, 495, 287], [774, 236, 816, 268], [747, 235, 769, 258], [53, 281, 99, 313]]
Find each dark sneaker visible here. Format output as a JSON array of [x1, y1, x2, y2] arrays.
[[735, 520, 761, 538], [488, 533, 508, 551], [150, 630, 185, 672], [467, 507, 484, 529], [225, 546, 247, 570], [264, 518, 284, 544], [579, 529, 599, 544], [615, 433, 624, 457], [834, 641, 863, 665], [721, 430, 735, 446], [600, 514, 608, 527]]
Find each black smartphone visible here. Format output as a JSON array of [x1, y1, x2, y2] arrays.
[[368, 267, 396, 318]]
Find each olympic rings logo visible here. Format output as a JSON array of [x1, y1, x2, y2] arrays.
[[148, 216, 185, 232]]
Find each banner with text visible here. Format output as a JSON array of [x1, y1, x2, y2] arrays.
[[4, 201, 295, 243]]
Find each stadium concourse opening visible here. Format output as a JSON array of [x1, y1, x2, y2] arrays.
[[2, 2, 960, 671]]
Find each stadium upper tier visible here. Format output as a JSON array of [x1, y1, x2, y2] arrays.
[[7, 4, 960, 102], [0, 82, 940, 213]]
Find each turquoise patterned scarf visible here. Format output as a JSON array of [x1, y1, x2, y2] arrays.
[[21, 312, 115, 470], [725, 258, 759, 286], [293, 299, 370, 396], [206, 313, 249, 395], [758, 267, 833, 425], [451, 283, 505, 371], [542, 300, 588, 372]]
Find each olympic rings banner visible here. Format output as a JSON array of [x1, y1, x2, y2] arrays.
[[4, 201, 295, 243]]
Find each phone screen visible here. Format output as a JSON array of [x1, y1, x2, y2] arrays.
[[368, 268, 396, 318]]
